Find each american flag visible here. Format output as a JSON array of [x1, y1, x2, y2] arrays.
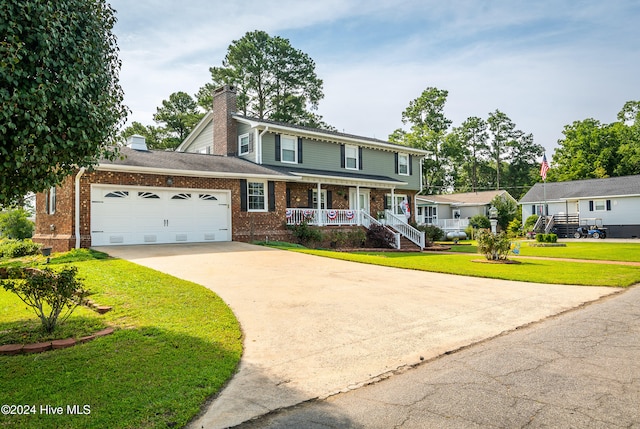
[[540, 154, 550, 180]]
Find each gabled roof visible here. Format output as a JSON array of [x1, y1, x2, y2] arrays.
[[417, 190, 512, 206], [98, 147, 294, 180], [519, 175, 640, 203]]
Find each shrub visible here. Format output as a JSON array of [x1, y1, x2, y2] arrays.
[[0, 239, 41, 258], [524, 214, 539, 232], [0, 208, 34, 239], [286, 220, 323, 247], [536, 233, 546, 242], [469, 215, 491, 230], [366, 224, 396, 248], [546, 233, 558, 243], [476, 230, 511, 261], [507, 218, 522, 238], [417, 224, 444, 242], [1, 266, 89, 333], [346, 229, 366, 248]]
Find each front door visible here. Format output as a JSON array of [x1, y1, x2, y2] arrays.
[[349, 188, 370, 214]]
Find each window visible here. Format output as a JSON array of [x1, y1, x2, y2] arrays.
[[199, 194, 218, 201], [594, 200, 606, 211], [138, 191, 160, 199], [397, 153, 409, 175], [248, 182, 266, 211], [171, 193, 191, 200], [105, 191, 129, 198], [345, 145, 358, 169], [46, 187, 56, 214], [281, 135, 297, 163], [312, 190, 327, 209], [239, 133, 250, 155]]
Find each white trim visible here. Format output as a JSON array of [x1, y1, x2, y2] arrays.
[[75, 167, 85, 248], [290, 171, 407, 188]]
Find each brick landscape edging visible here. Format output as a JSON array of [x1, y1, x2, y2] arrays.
[[0, 327, 115, 356]]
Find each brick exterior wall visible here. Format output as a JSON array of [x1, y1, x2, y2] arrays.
[[212, 85, 238, 156], [33, 170, 292, 252]]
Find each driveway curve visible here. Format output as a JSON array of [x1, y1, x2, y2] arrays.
[[95, 242, 620, 429]]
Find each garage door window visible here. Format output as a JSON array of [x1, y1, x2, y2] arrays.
[[199, 194, 218, 201], [105, 191, 129, 198], [138, 191, 160, 199], [171, 193, 191, 200]]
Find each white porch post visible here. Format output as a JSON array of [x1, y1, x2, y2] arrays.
[[391, 188, 395, 215], [317, 181, 323, 226], [356, 185, 361, 225]]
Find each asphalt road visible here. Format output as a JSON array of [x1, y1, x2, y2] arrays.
[[238, 286, 640, 429]]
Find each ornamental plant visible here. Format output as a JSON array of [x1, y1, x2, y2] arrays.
[[1, 266, 89, 333], [476, 230, 512, 261]]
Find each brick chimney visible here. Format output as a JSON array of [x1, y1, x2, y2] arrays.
[[212, 85, 238, 156]]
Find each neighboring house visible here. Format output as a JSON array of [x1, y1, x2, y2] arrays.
[[33, 85, 429, 252], [416, 190, 516, 233], [519, 175, 640, 238]]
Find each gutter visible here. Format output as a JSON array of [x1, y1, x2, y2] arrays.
[[75, 167, 85, 249]]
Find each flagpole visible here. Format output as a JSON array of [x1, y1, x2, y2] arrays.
[[540, 153, 549, 229]]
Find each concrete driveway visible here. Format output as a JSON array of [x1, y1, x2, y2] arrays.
[[96, 242, 620, 429]]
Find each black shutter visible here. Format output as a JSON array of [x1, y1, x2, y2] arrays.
[[409, 155, 413, 175], [589, 200, 594, 211], [384, 194, 390, 210], [240, 179, 247, 212], [606, 199, 611, 211], [286, 188, 291, 207], [394, 153, 399, 174], [275, 134, 281, 161], [297, 137, 303, 163], [532, 205, 535, 215], [308, 189, 313, 208], [268, 181, 276, 212], [327, 191, 333, 209], [340, 144, 345, 168], [358, 147, 363, 170]]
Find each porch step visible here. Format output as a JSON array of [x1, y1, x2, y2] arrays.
[[398, 235, 423, 251]]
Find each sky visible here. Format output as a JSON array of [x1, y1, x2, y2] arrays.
[[109, 0, 640, 159]]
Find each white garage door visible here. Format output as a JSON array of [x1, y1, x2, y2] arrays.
[[91, 185, 231, 246]]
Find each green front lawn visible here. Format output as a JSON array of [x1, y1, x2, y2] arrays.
[[0, 250, 242, 429], [289, 248, 640, 287], [445, 240, 640, 262]]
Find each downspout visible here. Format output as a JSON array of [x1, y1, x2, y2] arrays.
[[258, 126, 269, 164], [75, 167, 85, 249]]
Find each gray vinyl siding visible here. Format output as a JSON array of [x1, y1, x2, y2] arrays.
[[184, 121, 213, 153], [261, 132, 422, 190]]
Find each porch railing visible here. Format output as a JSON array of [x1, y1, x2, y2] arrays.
[[385, 210, 425, 250], [285, 208, 360, 226], [427, 218, 470, 231]]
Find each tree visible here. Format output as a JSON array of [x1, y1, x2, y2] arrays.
[[503, 130, 544, 199], [487, 110, 516, 189], [390, 87, 452, 194], [550, 101, 640, 181], [0, 0, 127, 206], [457, 116, 490, 192], [198, 30, 329, 128], [490, 195, 518, 230], [0, 208, 34, 239], [152, 92, 204, 150], [119, 121, 164, 148]]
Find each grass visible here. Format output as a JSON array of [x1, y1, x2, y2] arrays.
[[0, 249, 242, 429], [445, 240, 640, 262], [285, 245, 640, 287]]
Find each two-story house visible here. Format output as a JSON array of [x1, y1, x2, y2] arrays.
[[33, 85, 429, 252]]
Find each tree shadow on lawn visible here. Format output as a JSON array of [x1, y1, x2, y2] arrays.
[[0, 326, 241, 429]]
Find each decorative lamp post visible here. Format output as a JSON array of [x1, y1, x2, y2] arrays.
[[489, 205, 498, 234]]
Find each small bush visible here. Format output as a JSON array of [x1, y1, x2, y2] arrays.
[[366, 224, 396, 248], [469, 215, 491, 230], [417, 224, 444, 242], [1, 266, 89, 333], [287, 220, 323, 247], [476, 230, 511, 260], [346, 229, 366, 247], [524, 214, 539, 232], [0, 208, 34, 239], [507, 218, 522, 238], [0, 239, 41, 258], [546, 233, 557, 243]]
